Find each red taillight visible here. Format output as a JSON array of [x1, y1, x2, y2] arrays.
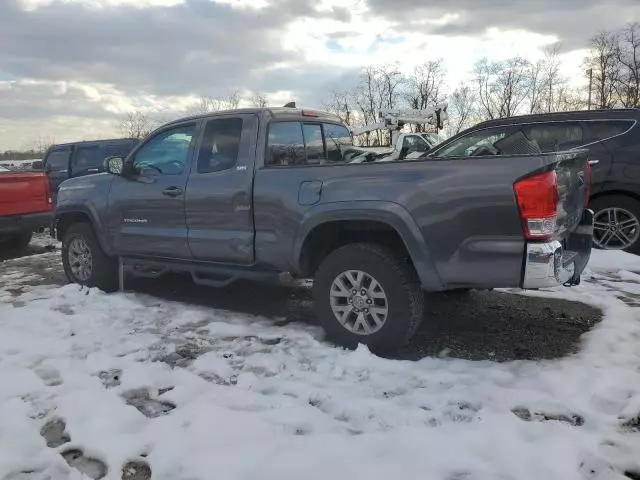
[[514, 170, 558, 240]]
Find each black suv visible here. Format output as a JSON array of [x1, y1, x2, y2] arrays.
[[44, 138, 139, 196], [428, 109, 640, 253]]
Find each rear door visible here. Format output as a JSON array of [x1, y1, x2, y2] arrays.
[[107, 122, 199, 259], [185, 113, 258, 264], [44, 146, 72, 196], [581, 120, 635, 192], [71, 144, 106, 178]]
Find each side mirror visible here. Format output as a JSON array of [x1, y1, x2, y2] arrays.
[[105, 156, 124, 175]]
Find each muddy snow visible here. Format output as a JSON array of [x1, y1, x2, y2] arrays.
[[0, 244, 639, 480]]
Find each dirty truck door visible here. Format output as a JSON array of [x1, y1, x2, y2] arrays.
[[107, 122, 198, 259], [185, 114, 258, 264]]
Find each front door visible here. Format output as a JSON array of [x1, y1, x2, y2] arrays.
[[185, 114, 258, 264], [107, 121, 199, 259]]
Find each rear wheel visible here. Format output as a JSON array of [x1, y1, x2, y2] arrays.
[[61, 223, 118, 292], [313, 242, 424, 354], [591, 195, 640, 254]]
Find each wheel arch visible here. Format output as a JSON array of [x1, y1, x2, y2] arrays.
[[55, 204, 113, 257], [292, 201, 444, 290]]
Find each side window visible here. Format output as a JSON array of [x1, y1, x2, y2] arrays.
[[324, 123, 352, 163], [105, 142, 137, 159], [303, 124, 324, 164], [197, 118, 243, 173], [431, 126, 511, 158], [267, 122, 305, 166], [132, 124, 196, 175], [45, 149, 70, 172], [73, 146, 104, 172], [521, 122, 583, 152], [584, 120, 634, 143]]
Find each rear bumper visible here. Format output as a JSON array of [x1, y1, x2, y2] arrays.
[[522, 209, 594, 289], [0, 211, 53, 236]]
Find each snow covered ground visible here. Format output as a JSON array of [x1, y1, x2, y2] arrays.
[[0, 246, 639, 480]]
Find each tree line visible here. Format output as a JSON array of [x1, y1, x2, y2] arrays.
[[323, 22, 640, 143]]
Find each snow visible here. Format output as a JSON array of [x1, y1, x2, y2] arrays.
[[586, 248, 640, 273], [1, 256, 640, 479]]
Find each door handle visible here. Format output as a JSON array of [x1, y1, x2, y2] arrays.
[[588, 160, 600, 166], [162, 187, 184, 197]]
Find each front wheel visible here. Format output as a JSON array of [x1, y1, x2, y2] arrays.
[[61, 223, 118, 292], [591, 195, 640, 254], [313, 243, 424, 354]]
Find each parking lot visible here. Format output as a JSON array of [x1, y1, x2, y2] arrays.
[[1, 235, 639, 480]]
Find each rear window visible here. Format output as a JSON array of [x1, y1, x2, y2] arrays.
[[521, 122, 584, 152], [266, 121, 353, 166], [197, 117, 243, 173], [73, 145, 105, 171], [584, 120, 634, 143]]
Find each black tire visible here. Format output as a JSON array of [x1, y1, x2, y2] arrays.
[[3, 231, 32, 251], [590, 195, 640, 254], [61, 222, 118, 292], [313, 242, 424, 354]]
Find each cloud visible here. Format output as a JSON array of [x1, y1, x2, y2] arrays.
[[365, 0, 640, 50]]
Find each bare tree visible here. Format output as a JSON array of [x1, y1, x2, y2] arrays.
[[615, 22, 640, 107], [321, 89, 353, 125], [585, 31, 621, 109], [249, 92, 268, 108], [120, 111, 156, 139], [474, 57, 532, 119], [447, 84, 478, 136], [405, 60, 447, 131], [192, 90, 242, 114]]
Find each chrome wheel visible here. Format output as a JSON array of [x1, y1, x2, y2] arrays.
[[329, 270, 388, 335], [593, 207, 640, 250], [68, 237, 93, 282]]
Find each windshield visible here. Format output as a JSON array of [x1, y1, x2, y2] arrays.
[[0, 165, 10, 172]]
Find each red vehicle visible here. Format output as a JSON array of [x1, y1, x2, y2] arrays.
[[0, 165, 53, 250]]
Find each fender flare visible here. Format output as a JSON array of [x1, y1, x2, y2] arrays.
[[291, 200, 444, 290], [54, 202, 113, 257]]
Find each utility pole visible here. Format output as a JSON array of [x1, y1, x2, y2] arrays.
[[587, 68, 593, 110]]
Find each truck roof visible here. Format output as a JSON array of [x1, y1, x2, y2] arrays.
[[46, 137, 139, 151], [163, 107, 344, 127]]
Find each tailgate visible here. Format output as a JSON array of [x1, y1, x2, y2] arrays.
[[553, 150, 590, 240], [0, 172, 52, 216]]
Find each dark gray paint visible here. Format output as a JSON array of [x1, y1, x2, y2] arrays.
[[53, 108, 590, 291]]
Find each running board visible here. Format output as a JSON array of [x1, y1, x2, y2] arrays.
[[119, 256, 281, 288]]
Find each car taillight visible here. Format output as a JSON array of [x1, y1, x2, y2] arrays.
[[514, 170, 558, 240]]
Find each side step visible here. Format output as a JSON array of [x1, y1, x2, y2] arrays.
[[119, 256, 283, 290]]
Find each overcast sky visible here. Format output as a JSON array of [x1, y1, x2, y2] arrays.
[[1, 0, 639, 150]]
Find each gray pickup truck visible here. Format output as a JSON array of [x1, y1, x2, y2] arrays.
[[53, 107, 594, 353]]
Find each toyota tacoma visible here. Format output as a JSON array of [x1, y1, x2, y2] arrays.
[[52, 107, 594, 352]]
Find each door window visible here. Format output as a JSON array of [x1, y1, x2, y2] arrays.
[[197, 118, 243, 173], [431, 126, 512, 158], [267, 122, 306, 166], [133, 124, 196, 175], [521, 122, 584, 152], [45, 150, 70, 172], [303, 124, 324, 164], [73, 146, 104, 173]]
